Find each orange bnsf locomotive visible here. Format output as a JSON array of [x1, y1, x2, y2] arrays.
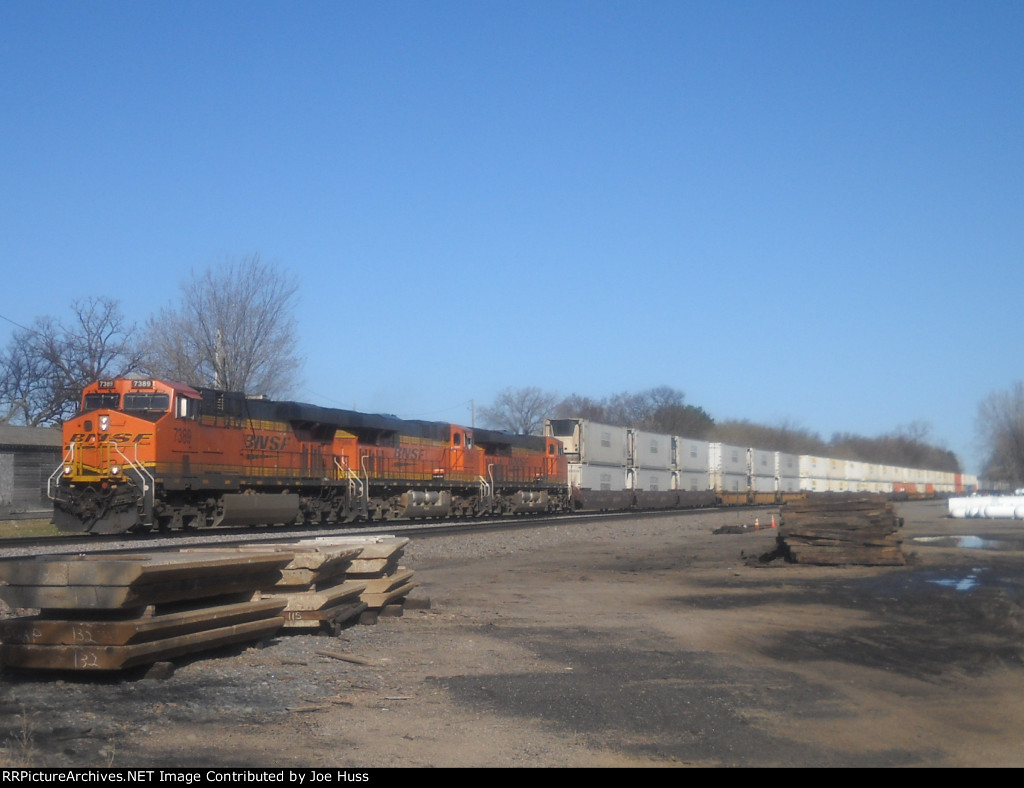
[[50, 378, 568, 534]]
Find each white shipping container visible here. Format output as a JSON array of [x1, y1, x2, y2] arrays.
[[572, 463, 628, 492], [828, 458, 847, 480], [629, 430, 673, 471], [749, 448, 775, 479], [710, 443, 747, 475], [800, 476, 830, 493], [676, 471, 711, 492], [775, 452, 799, 481], [799, 455, 830, 479], [777, 475, 801, 493], [827, 477, 850, 492], [629, 468, 673, 491], [546, 419, 627, 467], [844, 460, 865, 483], [751, 475, 776, 493], [717, 472, 748, 494], [675, 438, 710, 473]]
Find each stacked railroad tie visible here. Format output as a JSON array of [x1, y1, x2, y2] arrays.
[[184, 536, 415, 631], [0, 552, 292, 671], [0, 536, 419, 672], [295, 536, 416, 625], [771, 494, 906, 566]]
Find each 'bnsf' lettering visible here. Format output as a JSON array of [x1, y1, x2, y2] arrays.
[[68, 432, 152, 446], [395, 447, 424, 461], [244, 434, 289, 451]]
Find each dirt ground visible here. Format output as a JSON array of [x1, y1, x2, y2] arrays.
[[2, 499, 1024, 768]]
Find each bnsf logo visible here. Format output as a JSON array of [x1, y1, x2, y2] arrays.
[[69, 432, 151, 445], [244, 434, 290, 451]]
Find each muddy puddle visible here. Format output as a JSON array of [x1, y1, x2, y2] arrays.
[[914, 534, 1024, 551]]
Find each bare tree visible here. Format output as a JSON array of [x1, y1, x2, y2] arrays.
[[649, 401, 714, 438], [554, 386, 713, 437], [479, 386, 561, 435], [714, 419, 823, 454], [141, 255, 302, 397], [825, 421, 959, 471], [977, 382, 1024, 485], [0, 297, 143, 425], [553, 393, 607, 422]]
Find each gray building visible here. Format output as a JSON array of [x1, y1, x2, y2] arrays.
[[0, 424, 62, 519]]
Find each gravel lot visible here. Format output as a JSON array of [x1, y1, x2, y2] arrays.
[[2, 500, 1024, 768]]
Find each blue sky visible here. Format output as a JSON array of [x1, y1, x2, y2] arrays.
[[2, 1, 1021, 474]]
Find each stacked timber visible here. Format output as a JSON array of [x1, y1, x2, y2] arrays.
[[0, 552, 292, 671], [183, 543, 369, 634], [183, 536, 416, 631], [302, 536, 415, 613], [774, 495, 905, 566], [0, 536, 420, 671], [259, 542, 369, 632]]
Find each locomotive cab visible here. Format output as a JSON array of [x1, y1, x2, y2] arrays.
[[445, 425, 475, 477], [51, 379, 201, 533]]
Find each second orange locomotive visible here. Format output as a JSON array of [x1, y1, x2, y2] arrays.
[[52, 378, 568, 533]]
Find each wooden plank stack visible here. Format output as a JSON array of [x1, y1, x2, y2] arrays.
[[181, 543, 369, 634], [0, 552, 293, 671], [297, 536, 415, 617], [0, 536, 418, 671], [775, 495, 905, 566], [179, 536, 414, 631]]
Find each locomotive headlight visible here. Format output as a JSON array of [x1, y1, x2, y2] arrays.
[[99, 415, 110, 431], [64, 465, 72, 475], [109, 464, 121, 476]]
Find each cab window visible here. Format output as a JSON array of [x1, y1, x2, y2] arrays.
[[176, 396, 197, 419], [123, 393, 171, 412], [83, 393, 121, 412]]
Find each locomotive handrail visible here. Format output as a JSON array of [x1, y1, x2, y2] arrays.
[[47, 442, 75, 501], [479, 466, 494, 512], [335, 455, 368, 514], [110, 441, 156, 521], [334, 455, 364, 491]]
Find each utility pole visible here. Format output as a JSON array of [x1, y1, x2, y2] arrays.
[[214, 328, 225, 389]]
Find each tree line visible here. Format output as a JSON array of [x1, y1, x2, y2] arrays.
[[479, 385, 987, 476]]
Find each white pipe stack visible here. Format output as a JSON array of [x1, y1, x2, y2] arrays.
[[948, 496, 1024, 519]]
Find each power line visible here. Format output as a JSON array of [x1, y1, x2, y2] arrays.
[[0, 312, 34, 334]]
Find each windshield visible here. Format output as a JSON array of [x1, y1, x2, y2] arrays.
[[123, 392, 171, 412], [82, 393, 121, 412]]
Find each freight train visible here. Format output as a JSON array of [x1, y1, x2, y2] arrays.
[[48, 378, 976, 534]]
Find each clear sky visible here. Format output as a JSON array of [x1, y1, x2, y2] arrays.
[[2, 1, 1022, 474]]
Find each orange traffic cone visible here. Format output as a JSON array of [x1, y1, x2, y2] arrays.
[[771, 515, 777, 528], [754, 517, 760, 530]]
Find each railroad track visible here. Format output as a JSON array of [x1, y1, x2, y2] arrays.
[[0, 503, 780, 673], [0, 504, 777, 559]]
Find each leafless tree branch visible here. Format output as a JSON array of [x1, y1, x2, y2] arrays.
[[140, 254, 303, 397]]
